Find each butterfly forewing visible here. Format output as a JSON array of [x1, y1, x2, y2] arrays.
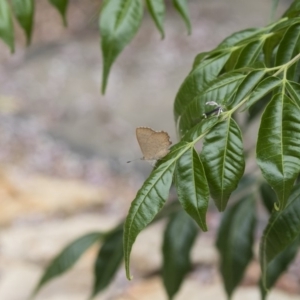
[[136, 127, 172, 160]]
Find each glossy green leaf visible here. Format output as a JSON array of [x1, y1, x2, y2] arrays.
[[216, 195, 256, 298], [146, 0, 165, 38], [49, 0, 68, 25], [174, 53, 231, 122], [175, 147, 209, 231], [246, 76, 282, 109], [33, 232, 103, 297], [260, 184, 300, 288], [224, 47, 244, 71], [247, 93, 271, 122], [217, 28, 262, 50], [0, 0, 14, 52], [91, 226, 123, 298], [178, 71, 245, 134], [275, 23, 300, 66], [201, 118, 245, 211], [260, 237, 300, 300], [100, 0, 143, 94], [12, 0, 34, 45], [124, 142, 189, 280], [162, 210, 198, 299], [172, 0, 191, 34], [182, 116, 219, 142], [229, 70, 265, 108], [235, 40, 264, 69], [256, 93, 300, 210], [260, 182, 276, 214], [286, 80, 300, 105]]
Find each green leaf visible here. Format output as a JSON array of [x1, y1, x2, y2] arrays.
[[246, 76, 282, 109], [33, 232, 102, 297], [283, 1, 300, 18], [162, 210, 198, 300], [260, 184, 300, 289], [270, 0, 279, 23], [12, 0, 34, 45], [175, 147, 209, 231], [123, 142, 189, 280], [229, 70, 265, 108], [286, 80, 300, 105], [178, 71, 245, 134], [275, 23, 300, 66], [174, 53, 231, 122], [201, 118, 245, 211], [260, 237, 300, 300], [172, 0, 191, 34], [0, 0, 14, 52], [247, 93, 271, 122], [256, 93, 300, 210], [91, 226, 123, 298], [146, 0, 165, 39], [49, 0, 68, 26], [100, 0, 143, 94], [260, 182, 276, 214], [216, 195, 256, 298], [234, 40, 264, 69]]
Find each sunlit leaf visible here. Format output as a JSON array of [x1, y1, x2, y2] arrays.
[[216, 195, 256, 298], [246, 76, 282, 109], [12, 0, 34, 45], [174, 53, 231, 123], [175, 147, 209, 231], [0, 0, 14, 52], [162, 210, 198, 299], [256, 92, 300, 210], [124, 142, 190, 280], [100, 0, 143, 94], [201, 118, 245, 211]]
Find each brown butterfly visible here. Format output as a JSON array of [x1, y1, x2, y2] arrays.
[[127, 127, 172, 163]]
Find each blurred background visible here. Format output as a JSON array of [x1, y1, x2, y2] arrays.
[[0, 0, 299, 299]]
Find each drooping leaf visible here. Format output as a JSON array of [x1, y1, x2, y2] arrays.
[[275, 23, 300, 66], [260, 237, 300, 300], [146, 0, 165, 38], [178, 71, 245, 134], [49, 0, 68, 25], [91, 226, 123, 298], [260, 184, 300, 288], [201, 118, 245, 211], [229, 70, 265, 108], [0, 0, 14, 52], [174, 53, 231, 122], [256, 92, 300, 210], [162, 210, 198, 299], [100, 0, 143, 94], [175, 147, 209, 231], [216, 195, 256, 298], [33, 232, 103, 297], [260, 182, 276, 214], [172, 0, 191, 34], [124, 142, 190, 280], [246, 76, 282, 109], [12, 0, 34, 45]]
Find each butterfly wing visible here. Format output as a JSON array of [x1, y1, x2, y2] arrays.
[[136, 127, 171, 160]]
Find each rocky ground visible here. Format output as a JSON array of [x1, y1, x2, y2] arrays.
[[0, 0, 298, 299]]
